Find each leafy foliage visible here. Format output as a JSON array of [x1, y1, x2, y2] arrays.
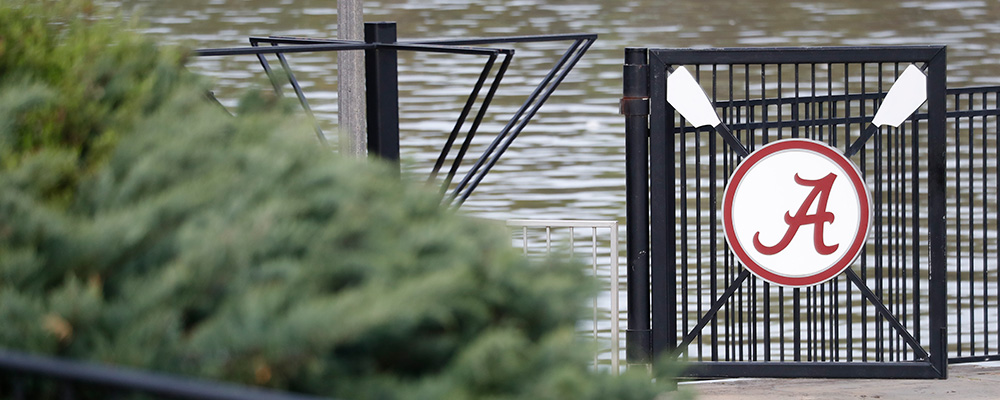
[[0, 1, 679, 399]]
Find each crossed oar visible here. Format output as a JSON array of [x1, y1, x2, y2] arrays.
[[666, 64, 927, 158]]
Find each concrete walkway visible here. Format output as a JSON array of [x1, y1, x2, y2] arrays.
[[682, 362, 1000, 400]]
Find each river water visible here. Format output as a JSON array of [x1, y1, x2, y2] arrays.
[[114, 0, 1000, 364], [115, 0, 1000, 222]]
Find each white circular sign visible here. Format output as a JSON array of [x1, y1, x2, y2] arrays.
[[722, 138, 872, 287]]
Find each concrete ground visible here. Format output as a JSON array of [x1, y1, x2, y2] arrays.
[[681, 362, 1000, 400]]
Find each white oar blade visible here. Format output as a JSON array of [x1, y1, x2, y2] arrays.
[[871, 64, 926, 127], [667, 66, 721, 128]]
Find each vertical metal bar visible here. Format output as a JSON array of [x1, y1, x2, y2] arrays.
[[732, 64, 746, 361], [710, 64, 719, 362], [545, 226, 552, 253], [995, 90, 1000, 357], [968, 91, 976, 356], [697, 65, 706, 359], [983, 90, 991, 357], [927, 48, 948, 378], [996, 90, 1000, 357], [912, 103, 922, 349], [875, 62, 884, 363], [740, 63, 750, 361], [522, 227, 528, 255], [364, 22, 400, 166], [860, 63, 869, 362], [592, 226, 599, 370], [901, 107, 910, 360], [955, 91, 964, 357], [794, 287, 801, 361], [624, 48, 651, 364], [892, 63, 910, 361], [680, 101, 690, 360], [611, 222, 621, 374], [649, 53, 675, 358]]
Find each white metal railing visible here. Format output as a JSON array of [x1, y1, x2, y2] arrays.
[[505, 219, 621, 374]]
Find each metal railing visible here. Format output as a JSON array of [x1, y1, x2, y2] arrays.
[[945, 85, 1000, 363], [0, 349, 330, 400], [506, 219, 621, 373], [196, 23, 596, 206]]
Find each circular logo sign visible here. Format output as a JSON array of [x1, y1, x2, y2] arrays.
[[722, 138, 872, 288]]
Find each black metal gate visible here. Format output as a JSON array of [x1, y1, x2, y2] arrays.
[[623, 46, 948, 378]]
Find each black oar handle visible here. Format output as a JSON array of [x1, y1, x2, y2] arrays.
[[714, 122, 750, 157], [845, 123, 880, 157]]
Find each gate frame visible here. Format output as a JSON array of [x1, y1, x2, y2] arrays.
[[623, 46, 948, 379]]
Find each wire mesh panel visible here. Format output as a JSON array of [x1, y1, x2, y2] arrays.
[[506, 220, 622, 374], [625, 46, 947, 378]]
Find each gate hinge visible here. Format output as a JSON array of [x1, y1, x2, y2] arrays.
[[619, 96, 649, 116]]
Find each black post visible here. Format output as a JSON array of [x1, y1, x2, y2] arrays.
[[647, 50, 674, 359], [926, 47, 948, 379], [365, 22, 400, 168], [623, 48, 651, 364]]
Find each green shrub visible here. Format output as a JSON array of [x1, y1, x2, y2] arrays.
[[0, 0, 199, 205], [0, 1, 678, 399]]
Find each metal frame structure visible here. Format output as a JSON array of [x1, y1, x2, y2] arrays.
[[945, 85, 1000, 364], [195, 23, 597, 207], [624, 46, 948, 378], [506, 219, 621, 373]]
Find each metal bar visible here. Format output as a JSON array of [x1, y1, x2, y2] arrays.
[[195, 43, 373, 56], [591, 226, 599, 370], [430, 53, 498, 183], [681, 361, 940, 379], [249, 36, 509, 56], [251, 33, 597, 47], [248, 40, 285, 98], [980, 90, 990, 357], [0, 350, 330, 400], [648, 50, 674, 358], [453, 37, 597, 205], [364, 22, 400, 165], [610, 222, 621, 373], [710, 65, 720, 362], [926, 47, 949, 378], [451, 39, 587, 200], [403, 33, 598, 46], [955, 91, 964, 358], [650, 46, 944, 65], [441, 52, 513, 192], [273, 48, 328, 145], [623, 47, 651, 364]]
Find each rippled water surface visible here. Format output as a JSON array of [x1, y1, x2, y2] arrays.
[[104, 0, 1000, 365], [113, 0, 1000, 221]]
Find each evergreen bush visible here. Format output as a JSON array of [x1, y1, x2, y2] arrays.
[[0, 1, 680, 399]]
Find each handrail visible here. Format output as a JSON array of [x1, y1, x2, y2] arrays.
[[0, 349, 331, 400]]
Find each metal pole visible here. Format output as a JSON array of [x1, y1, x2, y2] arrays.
[[364, 22, 400, 168], [338, 0, 366, 156], [926, 47, 948, 379], [623, 48, 651, 364]]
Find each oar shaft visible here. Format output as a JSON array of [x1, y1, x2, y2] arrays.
[[714, 123, 749, 157], [845, 123, 880, 157]]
